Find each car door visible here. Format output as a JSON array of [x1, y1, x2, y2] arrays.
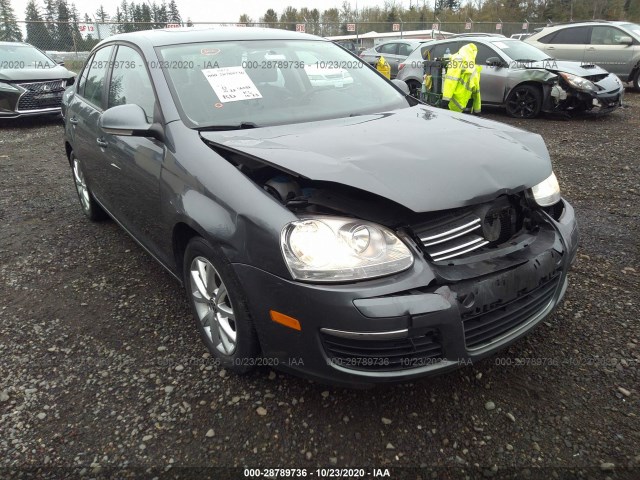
[[474, 43, 508, 104], [65, 45, 115, 208], [540, 26, 590, 64], [585, 26, 636, 77], [101, 44, 165, 251]]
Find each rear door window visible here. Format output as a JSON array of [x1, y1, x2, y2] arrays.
[[398, 43, 414, 56], [548, 26, 590, 44], [378, 43, 398, 55]]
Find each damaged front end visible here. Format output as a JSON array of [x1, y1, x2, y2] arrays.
[[201, 130, 578, 384], [536, 63, 624, 116]]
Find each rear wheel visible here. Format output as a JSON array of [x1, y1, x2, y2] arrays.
[[506, 84, 542, 119], [70, 152, 106, 221], [183, 237, 260, 373], [632, 69, 640, 91]]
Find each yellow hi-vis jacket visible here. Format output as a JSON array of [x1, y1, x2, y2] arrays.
[[442, 43, 482, 113]]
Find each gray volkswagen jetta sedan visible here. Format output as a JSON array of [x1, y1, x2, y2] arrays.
[[62, 27, 578, 386]]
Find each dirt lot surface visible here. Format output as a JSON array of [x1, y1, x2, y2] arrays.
[[1, 92, 638, 480]]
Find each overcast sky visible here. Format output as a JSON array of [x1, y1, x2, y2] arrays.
[[12, 0, 417, 23]]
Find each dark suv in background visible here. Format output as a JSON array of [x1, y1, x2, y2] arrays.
[[526, 21, 640, 89]]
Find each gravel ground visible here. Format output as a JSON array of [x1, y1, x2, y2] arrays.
[[0, 92, 638, 480]]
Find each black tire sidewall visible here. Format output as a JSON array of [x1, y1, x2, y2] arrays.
[[506, 84, 542, 119], [183, 237, 259, 373], [633, 69, 640, 91], [407, 80, 421, 98]]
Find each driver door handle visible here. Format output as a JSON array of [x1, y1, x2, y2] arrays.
[[96, 137, 108, 148]]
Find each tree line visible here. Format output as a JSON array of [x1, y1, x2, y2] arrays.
[[0, 0, 184, 51], [244, 0, 638, 36]]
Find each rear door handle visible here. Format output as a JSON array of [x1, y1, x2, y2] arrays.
[[547, 46, 555, 50], [96, 137, 108, 148], [69, 116, 78, 125]]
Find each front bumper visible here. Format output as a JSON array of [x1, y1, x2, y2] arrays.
[[234, 200, 578, 386], [0, 106, 62, 118], [569, 74, 624, 114]]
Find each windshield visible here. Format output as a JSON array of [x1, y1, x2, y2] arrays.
[[0, 44, 56, 69], [157, 39, 409, 128], [489, 39, 550, 62]]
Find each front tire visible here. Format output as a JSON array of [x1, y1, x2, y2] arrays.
[[183, 237, 260, 374], [632, 69, 640, 92], [70, 152, 106, 221], [506, 84, 542, 119]]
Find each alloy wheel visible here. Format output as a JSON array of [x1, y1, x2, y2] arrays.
[[507, 88, 539, 118], [189, 256, 237, 355], [72, 158, 90, 213]]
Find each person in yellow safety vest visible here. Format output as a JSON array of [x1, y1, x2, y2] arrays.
[[441, 43, 482, 114]]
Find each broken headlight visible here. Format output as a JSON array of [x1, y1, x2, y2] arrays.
[[281, 216, 414, 282], [532, 171, 561, 207], [559, 72, 597, 93]]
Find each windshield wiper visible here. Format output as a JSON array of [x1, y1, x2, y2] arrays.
[[197, 122, 259, 131]]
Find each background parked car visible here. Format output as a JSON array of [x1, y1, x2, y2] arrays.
[[511, 33, 532, 40], [359, 39, 429, 78], [333, 40, 358, 54], [0, 41, 75, 119], [526, 21, 640, 89], [396, 36, 624, 118]]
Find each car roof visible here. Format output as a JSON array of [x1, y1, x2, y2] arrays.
[[451, 33, 505, 38], [96, 26, 325, 49], [427, 36, 510, 44], [541, 20, 633, 30], [0, 41, 32, 47]]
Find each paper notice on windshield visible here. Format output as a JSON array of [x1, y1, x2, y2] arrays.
[[201, 66, 262, 103], [493, 41, 509, 49]]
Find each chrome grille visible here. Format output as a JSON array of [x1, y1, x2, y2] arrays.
[[17, 80, 66, 112], [411, 198, 523, 263], [416, 213, 489, 262]]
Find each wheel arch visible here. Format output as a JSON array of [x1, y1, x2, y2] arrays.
[[65, 141, 73, 165]]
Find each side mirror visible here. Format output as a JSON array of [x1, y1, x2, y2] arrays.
[[618, 36, 633, 45], [486, 57, 505, 68], [391, 78, 410, 95], [57, 61, 65, 67], [99, 104, 160, 140]]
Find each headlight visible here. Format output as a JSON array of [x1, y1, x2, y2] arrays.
[[0, 81, 20, 92], [532, 172, 561, 207], [281, 216, 414, 282], [559, 72, 598, 93]]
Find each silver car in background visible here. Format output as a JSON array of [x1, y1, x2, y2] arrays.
[[396, 36, 624, 118], [526, 21, 640, 90], [359, 39, 429, 78]]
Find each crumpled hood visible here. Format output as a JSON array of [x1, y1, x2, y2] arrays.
[[528, 59, 609, 77], [200, 106, 552, 212], [0, 66, 74, 82]]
